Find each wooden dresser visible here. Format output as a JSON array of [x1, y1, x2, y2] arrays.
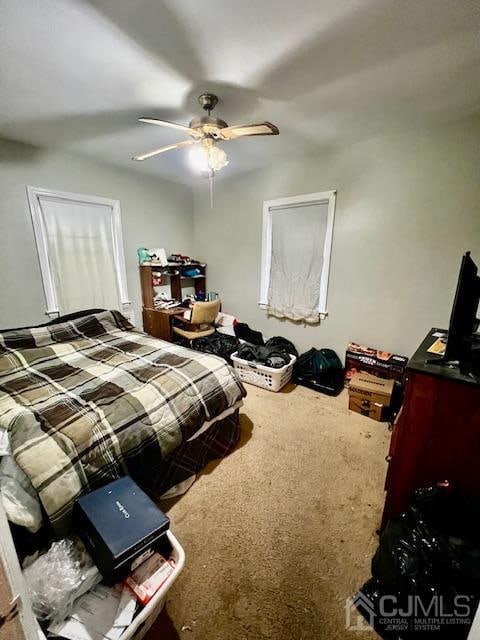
[[382, 328, 480, 528]]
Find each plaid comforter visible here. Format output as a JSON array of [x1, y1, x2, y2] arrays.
[[0, 311, 245, 533]]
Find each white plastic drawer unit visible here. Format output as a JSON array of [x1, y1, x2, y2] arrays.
[[119, 531, 185, 640], [0, 498, 185, 640]]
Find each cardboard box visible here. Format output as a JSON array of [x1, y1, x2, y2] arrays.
[[73, 476, 170, 584], [344, 342, 408, 386], [348, 395, 388, 421], [125, 552, 174, 605], [348, 372, 394, 406]]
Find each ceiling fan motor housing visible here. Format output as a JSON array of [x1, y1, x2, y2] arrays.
[[189, 114, 228, 136]]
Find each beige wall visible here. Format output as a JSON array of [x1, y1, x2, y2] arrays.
[[0, 137, 193, 328], [2, 116, 479, 357], [193, 116, 480, 359]]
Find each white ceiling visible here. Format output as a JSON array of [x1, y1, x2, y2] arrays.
[[1, 0, 479, 184]]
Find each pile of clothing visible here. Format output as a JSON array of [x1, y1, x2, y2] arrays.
[[236, 342, 293, 369], [190, 332, 239, 364], [230, 324, 296, 368]]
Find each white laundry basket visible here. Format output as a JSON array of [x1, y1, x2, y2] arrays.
[[231, 352, 296, 392], [119, 531, 185, 640]]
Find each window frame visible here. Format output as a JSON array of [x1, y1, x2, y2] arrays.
[[27, 186, 130, 318], [259, 190, 337, 318]]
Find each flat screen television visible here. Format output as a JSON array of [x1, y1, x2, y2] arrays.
[[442, 251, 480, 369]]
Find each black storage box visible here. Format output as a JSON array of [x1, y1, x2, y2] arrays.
[[73, 476, 170, 584]]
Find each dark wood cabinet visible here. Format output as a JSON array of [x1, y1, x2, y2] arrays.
[[142, 307, 185, 341], [382, 328, 480, 528]]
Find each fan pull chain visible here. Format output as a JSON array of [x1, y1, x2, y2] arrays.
[[210, 171, 214, 208]]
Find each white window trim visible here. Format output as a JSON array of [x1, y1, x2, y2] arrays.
[[259, 190, 337, 318], [27, 186, 130, 318]]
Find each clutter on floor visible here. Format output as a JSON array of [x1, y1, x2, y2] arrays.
[[233, 322, 265, 346], [293, 347, 344, 396], [215, 311, 238, 336], [191, 313, 346, 395], [23, 476, 184, 639], [125, 552, 174, 605], [357, 485, 480, 639], [190, 310, 407, 411], [348, 372, 395, 422], [236, 343, 291, 369], [190, 331, 239, 363], [148, 386, 390, 640], [231, 350, 296, 392], [73, 477, 170, 585], [24, 537, 101, 624], [344, 341, 408, 385], [48, 583, 137, 640], [264, 336, 299, 358]]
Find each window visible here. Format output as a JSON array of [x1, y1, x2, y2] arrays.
[[259, 190, 336, 323], [27, 187, 130, 318]]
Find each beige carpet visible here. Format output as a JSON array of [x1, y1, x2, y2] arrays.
[[146, 384, 390, 640]]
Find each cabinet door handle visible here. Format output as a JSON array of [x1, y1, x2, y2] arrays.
[[385, 455, 392, 463]]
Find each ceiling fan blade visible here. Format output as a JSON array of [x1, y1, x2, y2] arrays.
[[138, 117, 202, 138], [132, 140, 196, 161], [218, 122, 279, 140]]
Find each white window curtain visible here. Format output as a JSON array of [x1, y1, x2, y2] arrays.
[[267, 202, 328, 323], [260, 191, 336, 323], [37, 196, 121, 314]]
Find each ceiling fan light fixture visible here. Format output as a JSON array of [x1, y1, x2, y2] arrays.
[[188, 140, 228, 175]]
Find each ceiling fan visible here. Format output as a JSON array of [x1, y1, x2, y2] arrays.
[[132, 93, 279, 175]]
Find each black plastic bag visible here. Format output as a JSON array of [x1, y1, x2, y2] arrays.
[[294, 348, 342, 378], [356, 487, 480, 639], [264, 336, 298, 358], [190, 331, 239, 363], [293, 348, 344, 396]]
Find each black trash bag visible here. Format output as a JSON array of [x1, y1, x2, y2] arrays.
[[294, 348, 342, 379], [190, 331, 239, 363], [173, 336, 190, 349], [236, 343, 290, 369], [234, 323, 264, 346], [356, 487, 480, 640], [264, 336, 298, 358], [412, 486, 480, 545], [293, 348, 344, 396]]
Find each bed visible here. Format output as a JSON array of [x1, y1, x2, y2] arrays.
[[0, 310, 246, 535]]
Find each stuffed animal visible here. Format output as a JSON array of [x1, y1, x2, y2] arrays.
[[137, 247, 151, 264]]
